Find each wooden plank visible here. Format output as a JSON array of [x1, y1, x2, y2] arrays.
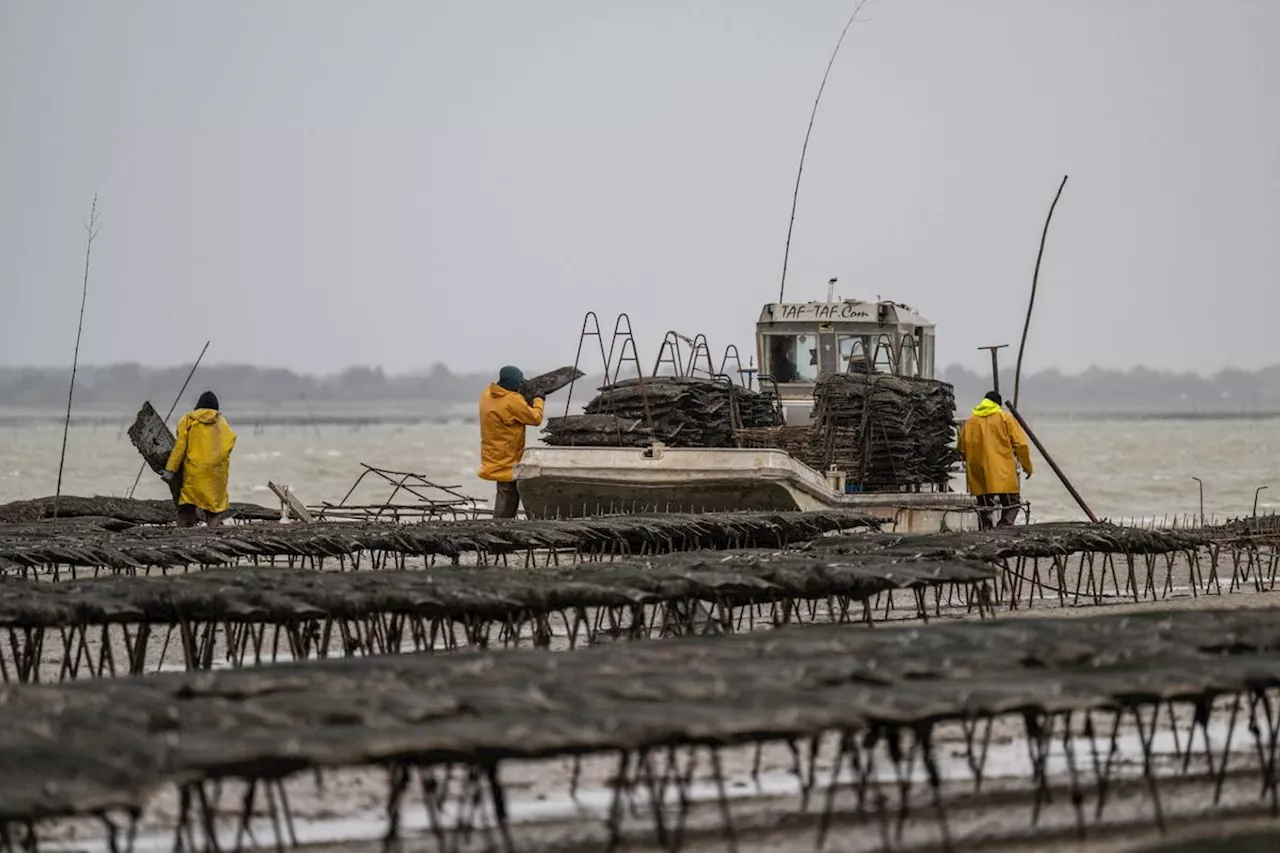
[[127, 402, 183, 506], [269, 481, 313, 523]]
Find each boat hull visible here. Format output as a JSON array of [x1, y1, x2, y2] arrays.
[[514, 446, 976, 533]]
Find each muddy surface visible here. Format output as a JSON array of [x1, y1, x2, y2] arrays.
[[6, 515, 1280, 851], [29, 722, 1280, 852], [10, 604, 1280, 846]]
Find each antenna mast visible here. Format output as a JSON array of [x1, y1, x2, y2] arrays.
[[777, 0, 870, 304]]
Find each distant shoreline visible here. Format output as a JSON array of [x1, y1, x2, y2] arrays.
[[0, 413, 481, 428], [1027, 411, 1280, 422], [0, 402, 478, 429], [1, 406, 1277, 429]]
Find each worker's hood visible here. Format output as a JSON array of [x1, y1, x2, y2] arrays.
[[971, 399, 1003, 418], [497, 366, 524, 392], [487, 383, 517, 400], [191, 408, 221, 425]]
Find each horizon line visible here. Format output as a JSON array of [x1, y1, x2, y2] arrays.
[[0, 361, 1277, 380]]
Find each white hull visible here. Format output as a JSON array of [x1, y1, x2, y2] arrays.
[[514, 446, 976, 533]]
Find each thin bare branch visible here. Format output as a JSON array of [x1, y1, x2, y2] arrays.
[[1013, 175, 1069, 409], [54, 194, 101, 517], [778, 0, 871, 304]]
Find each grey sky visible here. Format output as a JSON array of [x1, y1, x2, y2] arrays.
[[1, 1, 1276, 376]]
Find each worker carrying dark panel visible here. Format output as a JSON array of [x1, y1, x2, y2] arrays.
[[957, 390, 1033, 529], [161, 390, 237, 528], [477, 366, 544, 519]]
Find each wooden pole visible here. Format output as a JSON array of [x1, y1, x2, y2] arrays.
[[126, 340, 211, 499], [1013, 175, 1069, 409], [54, 195, 101, 518], [1007, 402, 1098, 523]]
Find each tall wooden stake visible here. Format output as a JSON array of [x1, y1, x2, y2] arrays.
[[778, 0, 869, 304], [1013, 175, 1068, 409], [1007, 403, 1098, 524], [54, 194, 101, 518]]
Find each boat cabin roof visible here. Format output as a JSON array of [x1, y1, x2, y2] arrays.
[[758, 300, 934, 330]]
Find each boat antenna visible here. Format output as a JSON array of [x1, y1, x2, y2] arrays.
[[778, 0, 870, 305]]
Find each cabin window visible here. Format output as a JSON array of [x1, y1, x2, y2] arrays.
[[872, 334, 897, 374], [838, 335, 872, 373], [900, 334, 920, 378], [839, 335, 897, 375], [766, 334, 818, 383]]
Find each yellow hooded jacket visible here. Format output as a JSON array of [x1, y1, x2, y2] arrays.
[[957, 398, 1032, 496], [165, 408, 237, 513], [478, 384, 544, 482]]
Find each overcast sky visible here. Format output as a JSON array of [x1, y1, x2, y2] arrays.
[[1, 1, 1275, 377]]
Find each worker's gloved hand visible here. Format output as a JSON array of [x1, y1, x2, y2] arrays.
[[160, 470, 175, 483], [534, 397, 545, 407]]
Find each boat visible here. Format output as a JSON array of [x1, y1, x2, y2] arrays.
[[514, 294, 980, 533]]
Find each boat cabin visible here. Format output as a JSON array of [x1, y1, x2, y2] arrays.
[[756, 299, 936, 423]]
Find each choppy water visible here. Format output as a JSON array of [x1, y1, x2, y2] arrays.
[[1, 414, 1276, 523]]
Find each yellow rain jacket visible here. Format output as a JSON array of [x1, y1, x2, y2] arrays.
[[165, 408, 237, 513], [957, 398, 1032, 496], [478, 384, 544, 482]]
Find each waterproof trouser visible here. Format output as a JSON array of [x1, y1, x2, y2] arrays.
[[177, 503, 225, 528], [976, 493, 1020, 530], [493, 481, 521, 519]]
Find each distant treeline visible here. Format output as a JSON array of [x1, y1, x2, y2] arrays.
[[1, 362, 1278, 413], [941, 365, 1280, 412], [0, 363, 504, 407]]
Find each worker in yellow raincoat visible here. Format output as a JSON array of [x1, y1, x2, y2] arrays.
[[162, 391, 237, 527], [956, 390, 1032, 529], [478, 366, 544, 519]]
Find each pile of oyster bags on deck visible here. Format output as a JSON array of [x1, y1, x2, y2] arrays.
[[543, 377, 781, 448], [811, 373, 959, 489]]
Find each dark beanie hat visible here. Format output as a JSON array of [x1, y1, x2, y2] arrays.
[[196, 391, 220, 411], [497, 366, 524, 392], [984, 390, 1002, 405]]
